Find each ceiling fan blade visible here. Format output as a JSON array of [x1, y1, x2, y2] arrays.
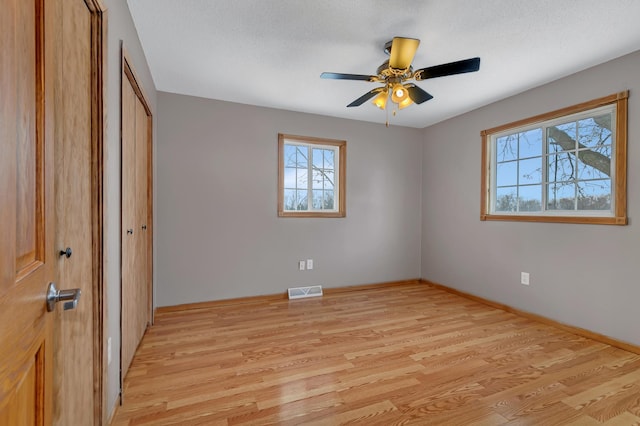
[[321, 72, 376, 81], [347, 88, 384, 107], [414, 57, 481, 81], [388, 37, 420, 70], [406, 84, 433, 104]]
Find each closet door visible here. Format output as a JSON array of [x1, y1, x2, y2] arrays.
[[121, 61, 153, 385], [121, 77, 140, 377], [135, 94, 149, 346]]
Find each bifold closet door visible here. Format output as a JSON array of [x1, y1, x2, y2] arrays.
[[121, 77, 138, 377], [121, 77, 150, 379], [134, 93, 149, 348], [120, 52, 154, 390]]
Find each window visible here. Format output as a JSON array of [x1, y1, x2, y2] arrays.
[[278, 134, 346, 217], [481, 92, 628, 225]]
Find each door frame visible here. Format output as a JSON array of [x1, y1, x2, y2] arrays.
[[83, 0, 106, 424], [119, 45, 154, 399]]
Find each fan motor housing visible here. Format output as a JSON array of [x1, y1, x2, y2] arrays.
[[377, 60, 413, 80]]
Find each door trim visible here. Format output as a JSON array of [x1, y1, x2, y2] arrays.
[[83, 0, 106, 424]]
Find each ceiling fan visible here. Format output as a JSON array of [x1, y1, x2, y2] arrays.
[[320, 37, 480, 112]]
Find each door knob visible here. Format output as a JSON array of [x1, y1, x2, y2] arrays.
[[59, 247, 72, 258], [46, 282, 81, 312], [127, 228, 134, 235], [141, 224, 147, 230]]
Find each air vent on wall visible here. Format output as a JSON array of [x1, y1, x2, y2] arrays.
[[287, 285, 323, 300]]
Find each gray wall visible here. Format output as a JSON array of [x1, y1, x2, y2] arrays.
[[103, 0, 157, 417], [156, 93, 423, 306], [421, 50, 640, 346]]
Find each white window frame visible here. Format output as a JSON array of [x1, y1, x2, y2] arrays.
[[278, 134, 346, 218], [481, 92, 628, 225]]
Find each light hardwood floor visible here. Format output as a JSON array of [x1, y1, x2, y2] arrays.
[[111, 283, 640, 425]]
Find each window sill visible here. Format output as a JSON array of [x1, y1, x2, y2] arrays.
[[279, 211, 345, 218], [480, 213, 627, 225]]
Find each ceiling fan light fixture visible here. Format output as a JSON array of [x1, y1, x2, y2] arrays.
[[398, 97, 413, 110], [372, 90, 388, 109], [391, 83, 409, 104]]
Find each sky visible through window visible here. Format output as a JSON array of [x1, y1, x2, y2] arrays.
[[283, 143, 336, 211], [494, 113, 612, 213]]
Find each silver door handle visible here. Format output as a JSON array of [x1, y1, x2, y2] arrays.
[[46, 282, 81, 312]]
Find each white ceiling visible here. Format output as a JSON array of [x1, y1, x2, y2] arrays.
[[127, 0, 640, 128]]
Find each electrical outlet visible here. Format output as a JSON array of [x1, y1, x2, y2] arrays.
[[107, 337, 112, 364], [306, 259, 313, 270], [298, 260, 306, 271], [521, 272, 530, 285]]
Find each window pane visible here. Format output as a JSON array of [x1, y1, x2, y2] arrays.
[[547, 153, 576, 183], [284, 189, 296, 210], [324, 150, 334, 169], [295, 146, 308, 167], [555, 121, 576, 135], [578, 115, 612, 148], [312, 148, 323, 168], [548, 140, 565, 154], [324, 170, 335, 190], [496, 161, 517, 187], [495, 187, 517, 212], [284, 167, 296, 189], [312, 189, 323, 209], [548, 122, 577, 153], [518, 185, 542, 212], [587, 143, 612, 158], [296, 169, 307, 187], [577, 151, 611, 180], [577, 180, 611, 210], [519, 157, 542, 185], [547, 182, 575, 210], [295, 190, 308, 210], [284, 144, 297, 167], [323, 191, 334, 210], [518, 129, 542, 159], [312, 170, 323, 189], [496, 135, 518, 162], [555, 122, 577, 140]]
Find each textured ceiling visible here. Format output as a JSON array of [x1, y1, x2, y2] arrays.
[[127, 0, 640, 128]]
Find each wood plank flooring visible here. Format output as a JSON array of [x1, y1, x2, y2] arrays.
[[111, 284, 640, 425]]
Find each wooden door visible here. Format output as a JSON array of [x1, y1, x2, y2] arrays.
[[121, 62, 152, 383], [0, 0, 54, 424], [121, 77, 140, 377], [1, 0, 104, 424], [135, 95, 150, 338]]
